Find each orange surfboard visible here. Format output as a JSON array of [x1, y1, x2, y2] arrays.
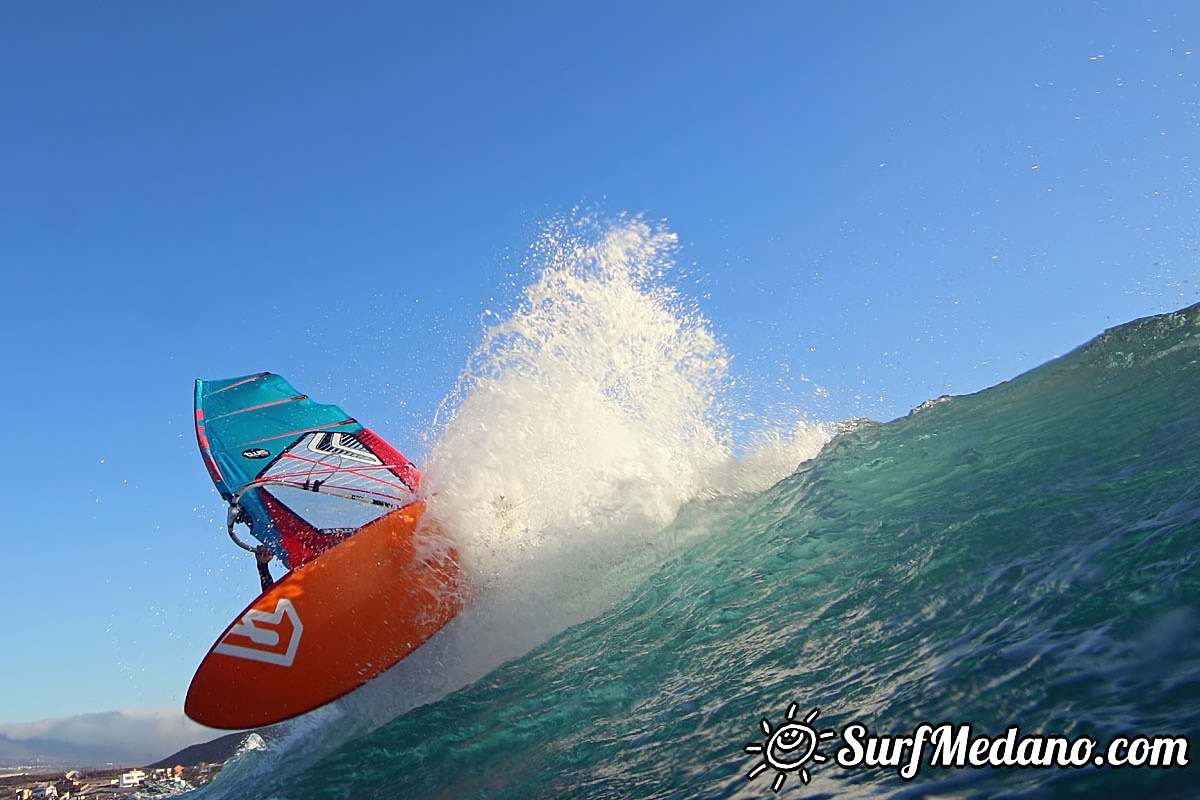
[[185, 503, 465, 729]]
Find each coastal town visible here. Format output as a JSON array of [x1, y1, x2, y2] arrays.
[[0, 724, 271, 796], [0, 763, 222, 799], [0, 730, 263, 800]]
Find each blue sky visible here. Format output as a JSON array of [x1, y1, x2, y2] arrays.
[[2, 0, 1197, 745]]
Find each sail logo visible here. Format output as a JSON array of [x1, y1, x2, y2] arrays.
[[308, 432, 382, 465], [214, 598, 304, 667]]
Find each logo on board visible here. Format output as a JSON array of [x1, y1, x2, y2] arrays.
[[214, 598, 304, 667]]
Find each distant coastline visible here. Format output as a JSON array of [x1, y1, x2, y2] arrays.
[[0, 728, 272, 798]]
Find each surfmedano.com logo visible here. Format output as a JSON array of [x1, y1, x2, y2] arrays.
[[742, 703, 1191, 793]]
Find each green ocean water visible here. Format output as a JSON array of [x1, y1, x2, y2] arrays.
[[191, 302, 1199, 799]]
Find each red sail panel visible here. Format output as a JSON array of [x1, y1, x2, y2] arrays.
[[358, 427, 422, 494], [262, 492, 355, 567]]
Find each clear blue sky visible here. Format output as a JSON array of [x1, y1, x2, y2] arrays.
[[2, 1, 1197, 727]]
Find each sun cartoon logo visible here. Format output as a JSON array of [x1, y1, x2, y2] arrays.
[[744, 703, 837, 792]]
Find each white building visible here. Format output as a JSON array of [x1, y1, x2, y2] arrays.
[[118, 769, 146, 788]]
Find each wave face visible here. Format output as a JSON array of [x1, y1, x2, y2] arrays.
[[189, 220, 1199, 800]]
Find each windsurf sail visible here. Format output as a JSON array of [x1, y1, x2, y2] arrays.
[[195, 373, 422, 569]]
